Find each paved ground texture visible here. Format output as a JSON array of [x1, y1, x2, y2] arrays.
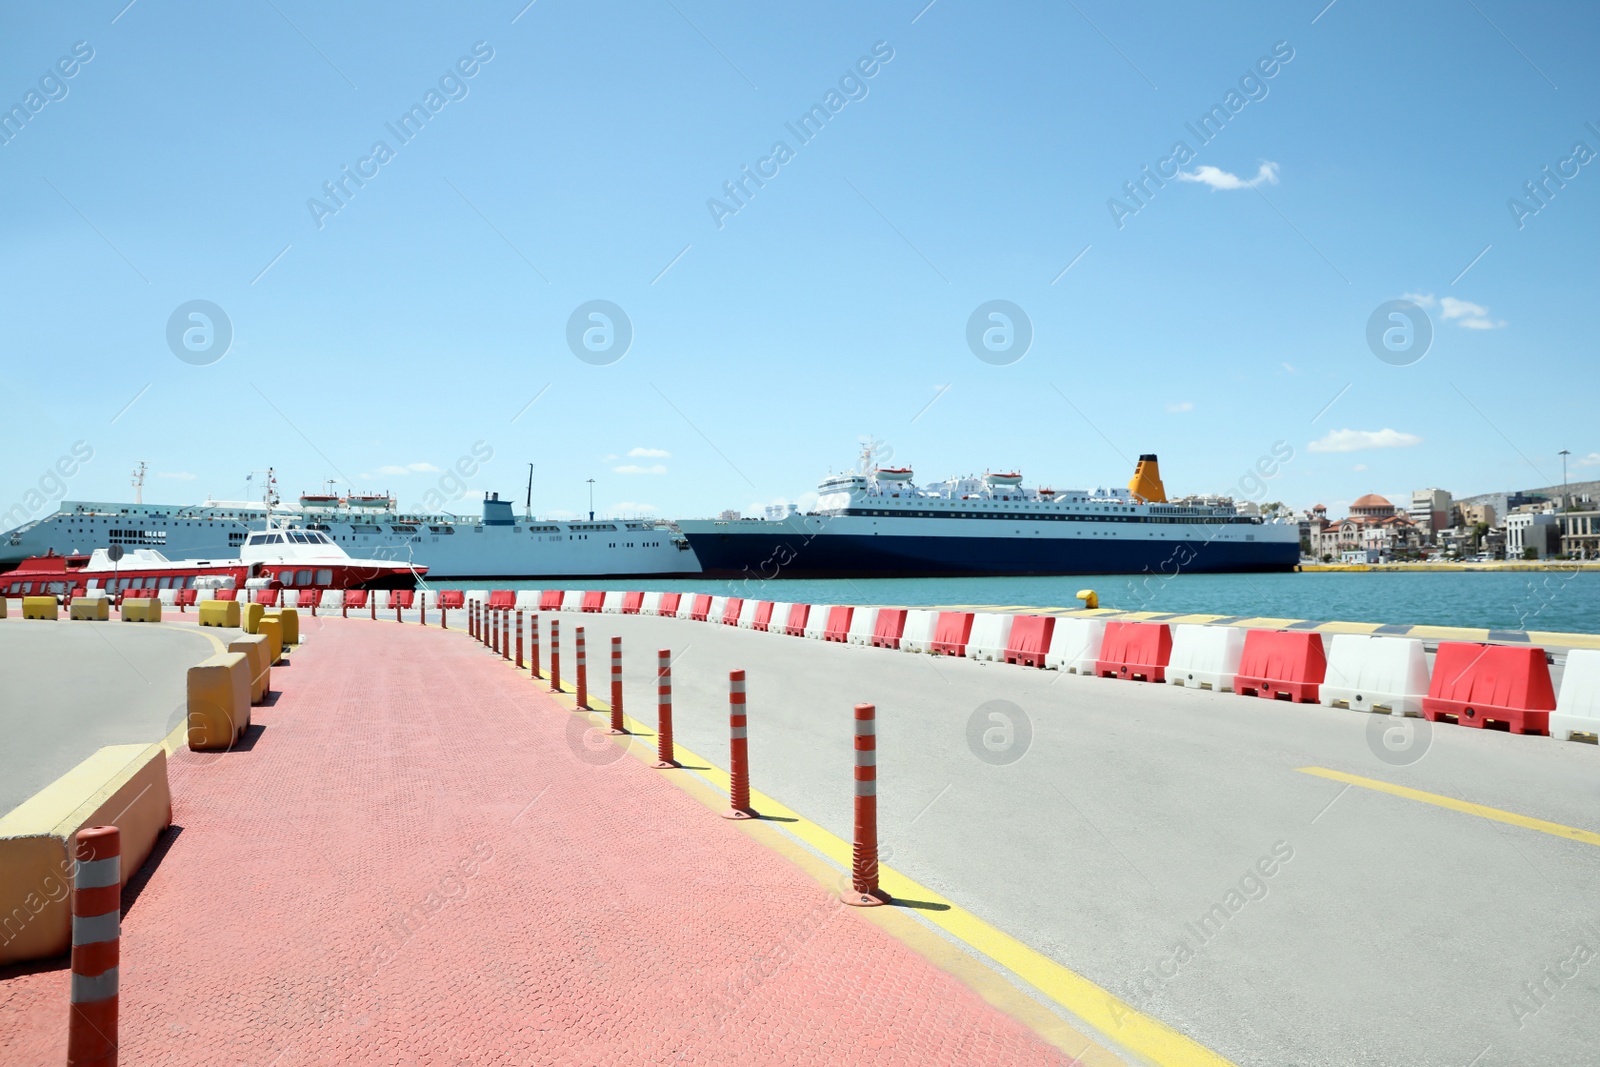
[[0, 616, 1082, 1067]]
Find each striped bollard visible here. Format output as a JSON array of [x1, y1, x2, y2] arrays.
[[440, 601, 448, 630], [530, 612, 542, 679], [501, 610, 511, 662], [548, 619, 561, 693], [575, 627, 589, 709], [653, 649, 676, 768], [342, 596, 349, 619], [394, 596, 403, 624], [722, 669, 754, 819], [608, 636, 626, 734], [420, 594, 427, 627], [516, 610, 524, 669], [68, 825, 120, 1066], [491, 609, 499, 652], [370, 595, 376, 621], [842, 702, 889, 906]]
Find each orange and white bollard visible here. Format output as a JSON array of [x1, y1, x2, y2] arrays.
[[440, 600, 448, 630], [842, 702, 889, 906], [608, 636, 626, 734], [723, 669, 755, 819], [342, 595, 349, 619], [491, 608, 499, 652], [548, 618, 561, 693], [68, 824, 120, 1066], [653, 649, 676, 768], [575, 626, 589, 709], [370, 595, 376, 622], [530, 612, 542, 679], [420, 594, 427, 627], [501, 610, 511, 662], [516, 610, 524, 669]]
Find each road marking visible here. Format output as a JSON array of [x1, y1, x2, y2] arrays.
[[1299, 768, 1600, 848], [530, 655, 1236, 1066]]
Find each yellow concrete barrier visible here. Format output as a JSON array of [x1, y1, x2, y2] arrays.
[[21, 596, 57, 620], [227, 633, 272, 704], [0, 742, 172, 965], [122, 597, 162, 623], [275, 607, 300, 646], [242, 601, 265, 634], [186, 652, 251, 751], [198, 599, 241, 628], [69, 598, 110, 621], [0, 597, 7, 618], [258, 615, 284, 665]]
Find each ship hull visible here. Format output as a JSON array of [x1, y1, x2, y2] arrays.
[[682, 529, 1299, 578]]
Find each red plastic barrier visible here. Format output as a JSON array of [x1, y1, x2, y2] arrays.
[[214, 588, 238, 601], [722, 596, 744, 625], [539, 589, 563, 611], [582, 590, 605, 613], [825, 605, 854, 642], [1095, 621, 1172, 682], [173, 589, 198, 607], [784, 603, 811, 636], [388, 590, 415, 609], [438, 590, 465, 608], [872, 608, 907, 649], [753, 601, 775, 632], [1423, 642, 1554, 734], [930, 611, 974, 656], [253, 588, 279, 606], [488, 590, 515, 609], [344, 590, 369, 608], [690, 593, 713, 621], [622, 591, 644, 614], [1004, 614, 1056, 667], [658, 592, 682, 618], [1233, 630, 1327, 703]]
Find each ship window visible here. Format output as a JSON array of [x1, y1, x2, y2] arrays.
[[295, 569, 313, 586], [316, 569, 332, 586]]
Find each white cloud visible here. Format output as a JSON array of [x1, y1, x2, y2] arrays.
[[1401, 291, 1436, 308], [1352, 463, 1368, 472], [375, 462, 440, 476], [1574, 451, 1600, 467], [627, 447, 671, 458], [1165, 401, 1194, 413], [1176, 161, 1279, 191], [1439, 296, 1506, 330], [613, 463, 667, 475], [407, 462, 440, 473], [376, 465, 410, 476], [609, 501, 657, 514], [158, 471, 196, 481], [603, 454, 619, 461], [1308, 428, 1423, 453]]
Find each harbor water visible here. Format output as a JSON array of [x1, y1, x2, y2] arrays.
[[431, 570, 1600, 635]]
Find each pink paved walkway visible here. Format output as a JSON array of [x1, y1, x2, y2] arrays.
[[1, 615, 1073, 1066]]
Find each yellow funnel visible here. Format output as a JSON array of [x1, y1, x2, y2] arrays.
[[1128, 454, 1167, 503]]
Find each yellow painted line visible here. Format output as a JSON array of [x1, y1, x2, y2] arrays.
[[1298, 767, 1600, 848], [514, 651, 1234, 1066]]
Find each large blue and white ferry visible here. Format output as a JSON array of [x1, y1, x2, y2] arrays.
[[677, 450, 1300, 578]]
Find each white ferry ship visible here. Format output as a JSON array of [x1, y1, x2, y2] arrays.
[[677, 450, 1300, 578], [1, 469, 700, 580]]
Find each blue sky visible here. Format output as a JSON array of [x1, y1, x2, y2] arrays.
[[3, 0, 1597, 524]]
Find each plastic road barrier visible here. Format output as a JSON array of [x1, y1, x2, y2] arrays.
[[640, 591, 663, 616], [708, 595, 728, 622], [1044, 617, 1106, 674], [752, 600, 775, 632], [1004, 614, 1055, 668], [563, 589, 586, 612], [1095, 621, 1172, 683], [1551, 648, 1600, 742], [602, 591, 626, 614], [900, 609, 938, 653], [622, 591, 644, 614], [825, 606, 855, 643], [930, 612, 974, 656], [846, 607, 878, 647], [722, 596, 744, 625], [967, 613, 1016, 662], [539, 590, 564, 611], [803, 605, 833, 641], [1234, 630, 1328, 703], [871, 608, 908, 649], [1320, 634, 1429, 716], [658, 592, 682, 619], [783, 603, 809, 636], [734, 598, 759, 628], [690, 594, 714, 622], [582, 590, 605, 613], [489, 590, 516, 610], [1423, 642, 1554, 735], [1168, 624, 1244, 691]]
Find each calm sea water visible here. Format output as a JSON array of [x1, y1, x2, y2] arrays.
[[432, 571, 1600, 635]]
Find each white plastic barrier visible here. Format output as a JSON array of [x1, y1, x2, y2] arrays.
[[321, 590, 345, 611], [709, 595, 728, 623], [1168, 624, 1245, 691], [901, 609, 939, 653], [847, 607, 879, 647], [1550, 648, 1600, 742], [803, 604, 834, 641], [765, 602, 791, 633], [1319, 634, 1430, 716], [466, 590, 490, 617], [967, 613, 1016, 662], [196, 588, 217, 602], [158, 589, 179, 606], [602, 591, 626, 614], [640, 591, 664, 616], [562, 589, 585, 611], [736, 599, 760, 628], [516, 590, 541, 609], [1044, 618, 1106, 674]]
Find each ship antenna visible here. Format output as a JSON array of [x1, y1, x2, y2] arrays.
[[525, 462, 534, 520], [131, 461, 146, 505]]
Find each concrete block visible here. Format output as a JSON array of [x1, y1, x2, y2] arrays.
[[70, 598, 111, 622], [274, 607, 299, 645], [21, 596, 57, 620], [241, 601, 265, 634], [228, 633, 272, 705], [199, 599, 241, 628], [257, 615, 284, 665], [187, 652, 251, 750], [121, 597, 162, 623]]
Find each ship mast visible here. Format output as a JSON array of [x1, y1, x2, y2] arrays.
[[525, 463, 534, 520], [131, 461, 146, 505]]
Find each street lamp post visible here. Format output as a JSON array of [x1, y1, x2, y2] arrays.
[[586, 478, 595, 522], [1559, 449, 1572, 559]]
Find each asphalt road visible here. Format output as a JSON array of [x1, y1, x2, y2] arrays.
[[0, 616, 220, 815], [531, 611, 1600, 1067]]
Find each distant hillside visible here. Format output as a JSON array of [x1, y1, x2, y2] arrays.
[[1457, 479, 1600, 508]]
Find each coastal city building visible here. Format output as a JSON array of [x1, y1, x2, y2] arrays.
[[1303, 495, 1421, 562], [1559, 509, 1600, 558], [1408, 488, 1452, 540]]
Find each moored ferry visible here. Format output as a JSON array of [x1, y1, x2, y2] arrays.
[[677, 450, 1300, 578]]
